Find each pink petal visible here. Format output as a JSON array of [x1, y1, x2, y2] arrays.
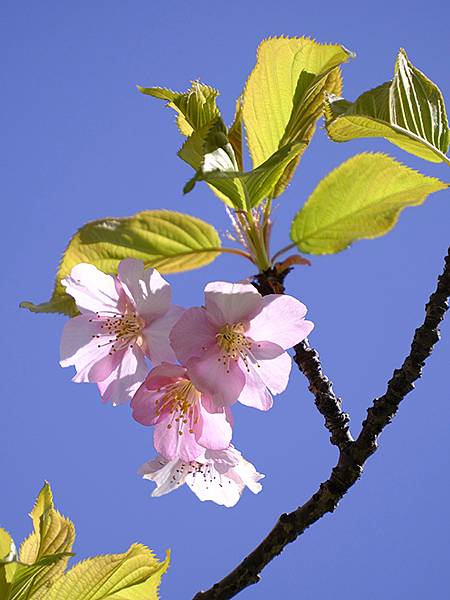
[[187, 348, 246, 407], [131, 383, 165, 426], [252, 349, 292, 395], [204, 281, 262, 325], [144, 363, 187, 390], [61, 263, 120, 315], [238, 362, 273, 411], [196, 402, 233, 451], [143, 305, 185, 364], [154, 420, 204, 462], [117, 259, 172, 322], [60, 315, 113, 382], [97, 345, 148, 405], [170, 307, 217, 364], [246, 294, 314, 349]]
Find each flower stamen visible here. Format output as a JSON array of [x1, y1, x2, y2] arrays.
[[216, 323, 258, 372]]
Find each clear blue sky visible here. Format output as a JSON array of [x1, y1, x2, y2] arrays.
[[2, 1, 449, 598]]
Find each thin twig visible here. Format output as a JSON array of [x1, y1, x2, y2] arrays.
[[193, 247, 450, 600]]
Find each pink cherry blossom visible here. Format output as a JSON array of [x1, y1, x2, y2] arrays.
[[139, 446, 264, 507], [60, 259, 183, 405], [132, 363, 233, 462], [170, 281, 314, 410]]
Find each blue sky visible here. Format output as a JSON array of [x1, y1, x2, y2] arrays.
[[2, 1, 449, 598]]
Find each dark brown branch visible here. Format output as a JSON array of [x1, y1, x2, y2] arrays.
[[254, 265, 353, 451], [293, 339, 353, 450], [193, 248, 450, 600]]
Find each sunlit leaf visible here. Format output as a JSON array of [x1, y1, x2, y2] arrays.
[[0, 530, 16, 563], [228, 98, 244, 170], [191, 141, 306, 209], [242, 36, 354, 195], [17, 482, 75, 599], [325, 49, 450, 164], [138, 82, 220, 136], [45, 545, 170, 600], [20, 210, 223, 316], [291, 152, 448, 254]]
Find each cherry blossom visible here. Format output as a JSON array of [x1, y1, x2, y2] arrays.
[[170, 281, 314, 410], [60, 259, 183, 405], [131, 363, 233, 462], [139, 446, 264, 507]]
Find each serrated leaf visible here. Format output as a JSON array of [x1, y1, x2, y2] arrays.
[[290, 152, 448, 254], [45, 545, 170, 600], [0, 530, 16, 563], [228, 98, 244, 171], [193, 141, 307, 209], [21, 210, 223, 316], [139, 82, 220, 136], [242, 36, 354, 195], [17, 482, 75, 598], [326, 49, 450, 164]]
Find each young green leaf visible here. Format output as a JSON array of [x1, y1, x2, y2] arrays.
[[20, 210, 223, 316], [139, 81, 243, 207], [0, 530, 16, 563], [242, 36, 354, 196], [326, 49, 450, 164], [192, 141, 306, 209], [138, 82, 220, 136], [290, 152, 448, 254], [228, 98, 244, 171], [45, 544, 170, 600], [17, 482, 75, 598]]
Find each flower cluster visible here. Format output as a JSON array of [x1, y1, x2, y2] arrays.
[[60, 259, 313, 506]]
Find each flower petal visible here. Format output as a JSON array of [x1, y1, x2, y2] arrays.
[[154, 420, 204, 462], [185, 463, 242, 507], [97, 345, 148, 405], [246, 294, 314, 349], [143, 305, 185, 364], [238, 363, 273, 411], [196, 402, 233, 451], [60, 315, 114, 382], [117, 259, 172, 322], [144, 363, 187, 390], [204, 281, 262, 325], [131, 383, 165, 426], [252, 349, 292, 395], [62, 263, 120, 315], [140, 456, 187, 497], [187, 348, 246, 407], [170, 307, 217, 364]]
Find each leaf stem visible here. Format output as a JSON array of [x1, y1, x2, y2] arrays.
[[270, 242, 297, 263]]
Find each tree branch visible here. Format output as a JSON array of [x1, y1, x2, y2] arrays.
[[193, 248, 450, 600]]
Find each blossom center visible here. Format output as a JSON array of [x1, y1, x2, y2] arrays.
[[216, 323, 251, 359], [156, 380, 201, 435], [90, 311, 145, 354]]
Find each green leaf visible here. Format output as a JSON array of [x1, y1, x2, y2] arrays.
[[20, 210, 223, 316], [0, 530, 16, 600], [17, 482, 75, 599], [138, 81, 220, 136], [290, 152, 448, 254], [195, 141, 307, 209], [242, 36, 354, 195], [139, 80, 247, 207], [228, 98, 244, 171], [45, 545, 170, 600], [325, 49, 450, 164], [0, 530, 16, 563]]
